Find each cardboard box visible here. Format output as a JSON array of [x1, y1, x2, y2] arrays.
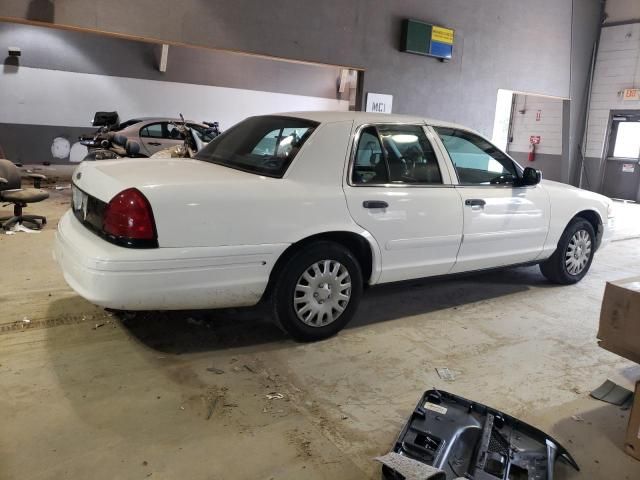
[[597, 276, 640, 365], [625, 381, 640, 461]]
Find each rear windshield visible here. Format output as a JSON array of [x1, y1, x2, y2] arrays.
[[194, 116, 319, 177]]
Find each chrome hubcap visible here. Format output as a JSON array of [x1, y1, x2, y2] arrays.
[[294, 260, 352, 327], [565, 229, 592, 275]]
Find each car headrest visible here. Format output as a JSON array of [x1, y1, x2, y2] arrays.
[[413, 162, 442, 184], [126, 140, 141, 157]]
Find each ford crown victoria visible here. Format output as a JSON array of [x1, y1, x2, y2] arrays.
[[55, 112, 614, 341]]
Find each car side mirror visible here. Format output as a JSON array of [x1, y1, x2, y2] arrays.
[[521, 167, 542, 186]]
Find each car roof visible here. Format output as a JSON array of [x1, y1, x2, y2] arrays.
[[277, 111, 474, 132]]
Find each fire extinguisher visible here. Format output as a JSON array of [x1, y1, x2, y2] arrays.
[[528, 142, 536, 162]]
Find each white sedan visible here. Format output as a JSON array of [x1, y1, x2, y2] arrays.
[[55, 111, 614, 341]]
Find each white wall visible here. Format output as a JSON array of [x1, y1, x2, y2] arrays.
[[0, 66, 349, 130], [584, 23, 640, 160], [492, 89, 514, 152], [508, 94, 564, 155]]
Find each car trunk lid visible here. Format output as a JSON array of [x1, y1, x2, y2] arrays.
[[72, 157, 255, 202]]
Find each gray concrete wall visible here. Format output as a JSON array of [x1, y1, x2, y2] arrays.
[[510, 152, 563, 182], [565, 0, 603, 185], [0, 22, 344, 99], [0, 21, 348, 164], [0, 123, 87, 165], [0, 0, 601, 141], [580, 156, 603, 192]]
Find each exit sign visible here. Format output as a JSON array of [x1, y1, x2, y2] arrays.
[[622, 88, 640, 101]]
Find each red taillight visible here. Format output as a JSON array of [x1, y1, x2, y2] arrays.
[[103, 188, 157, 244]]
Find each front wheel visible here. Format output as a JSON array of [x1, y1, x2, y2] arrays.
[[272, 241, 363, 342], [540, 218, 596, 284]]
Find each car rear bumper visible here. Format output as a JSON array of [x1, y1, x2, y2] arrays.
[[53, 210, 287, 310]]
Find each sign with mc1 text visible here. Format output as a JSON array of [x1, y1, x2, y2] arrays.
[[366, 93, 393, 114]]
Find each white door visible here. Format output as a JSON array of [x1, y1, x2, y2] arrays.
[[431, 126, 550, 273], [344, 124, 463, 283]]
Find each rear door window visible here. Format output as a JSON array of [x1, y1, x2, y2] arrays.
[[378, 125, 442, 184], [352, 125, 442, 185], [352, 127, 386, 184], [140, 122, 165, 139]]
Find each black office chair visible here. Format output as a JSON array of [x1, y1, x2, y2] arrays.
[[0, 159, 49, 230]]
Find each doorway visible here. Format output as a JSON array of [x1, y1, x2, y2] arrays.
[[600, 110, 640, 202], [492, 89, 565, 182]]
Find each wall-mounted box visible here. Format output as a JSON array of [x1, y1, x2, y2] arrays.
[[401, 19, 454, 60]]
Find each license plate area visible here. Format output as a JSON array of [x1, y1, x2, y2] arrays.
[[72, 185, 89, 220]]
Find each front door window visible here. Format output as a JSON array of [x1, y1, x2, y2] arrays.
[[434, 127, 518, 185]]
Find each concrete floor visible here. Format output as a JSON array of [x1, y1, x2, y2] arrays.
[[1, 188, 640, 480]]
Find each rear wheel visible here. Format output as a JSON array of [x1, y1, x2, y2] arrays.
[[272, 241, 363, 342], [540, 218, 595, 284]]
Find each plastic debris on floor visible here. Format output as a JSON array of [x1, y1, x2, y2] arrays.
[[435, 367, 455, 381], [376, 452, 454, 480], [381, 389, 579, 480], [4, 224, 41, 235], [590, 379, 634, 409]]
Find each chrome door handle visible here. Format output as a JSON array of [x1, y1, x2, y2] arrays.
[[465, 199, 486, 207], [363, 200, 389, 209]]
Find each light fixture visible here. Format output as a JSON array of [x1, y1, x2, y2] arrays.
[[390, 134, 418, 144]]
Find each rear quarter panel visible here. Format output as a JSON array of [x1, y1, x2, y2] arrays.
[[145, 120, 364, 248]]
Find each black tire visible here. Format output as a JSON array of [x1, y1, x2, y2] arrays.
[[272, 241, 363, 342], [539, 218, 596, 285]]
